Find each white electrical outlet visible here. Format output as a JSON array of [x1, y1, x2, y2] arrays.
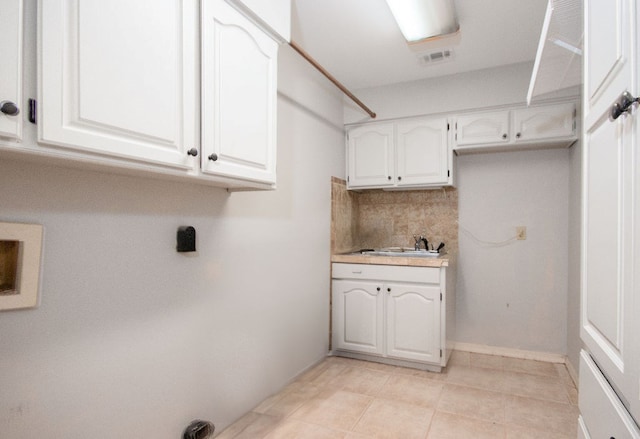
[[516, 226, 527, 240]]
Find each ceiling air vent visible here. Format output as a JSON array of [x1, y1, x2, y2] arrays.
[[418, 49, 454, 66]]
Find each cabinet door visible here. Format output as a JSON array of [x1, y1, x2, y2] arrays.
[[396, 118, 449, 186], [332, 280, 384, 355], [581, 0, 640, 423], [454, 111, 509, 146], [201, 0, 278, 185], [347, 123, 394, 188], [38, 0, 198, 170], [386, 283, 440, 363], [512, 103, 575, 142], [0, 0, 23, 141]]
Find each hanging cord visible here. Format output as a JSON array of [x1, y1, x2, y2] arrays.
[[459, 224, 518, 248]]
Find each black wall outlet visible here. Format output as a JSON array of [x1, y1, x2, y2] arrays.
[[177, 226, 196, 252]]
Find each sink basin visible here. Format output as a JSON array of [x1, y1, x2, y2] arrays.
[[358, 249, 442, 258]]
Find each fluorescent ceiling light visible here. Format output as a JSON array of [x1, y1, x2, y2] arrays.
[[385, 0, 459, 42]]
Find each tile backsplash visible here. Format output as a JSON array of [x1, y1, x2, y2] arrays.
[[331, 177, 458, 255]]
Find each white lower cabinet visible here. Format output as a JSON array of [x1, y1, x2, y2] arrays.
[[332, 279, 384, 355], [386, 283, 441, 363], [332, 263, 450, 370]]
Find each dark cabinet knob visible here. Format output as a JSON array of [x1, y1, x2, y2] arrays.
[[398, 176, 402, 181], [208, 153, 218, 162], [516, 132, 521, 138], [187, 148, 198, 157], [376, 287, 380, 291], [387, 176, 391, 180], [387, 287, 391, 292], [0, 100, 19, 116], [502, 133, 507, 139]]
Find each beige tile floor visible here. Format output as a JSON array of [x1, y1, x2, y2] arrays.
[[216, 351, 579, 439]]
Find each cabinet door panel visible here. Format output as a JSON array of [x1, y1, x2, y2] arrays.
[[0, 0, 23, 141], [579, 351, 640, 438], [332, 280, 383, 355], [513, 103, 575, 142], [583, 115, 624, 355], [584, 0, 632, 127], [386, 283, 440, 363], [201, 0, 277, 184], [455, 111, 509, 146], [396, 118, 448, 186], [39, 0, 198, 169], [347, 124, 394, 188]]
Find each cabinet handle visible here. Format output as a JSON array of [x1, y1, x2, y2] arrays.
[[351, 270, 362, 274], [501, 133, 507, 139], [610, 91, 640, 120], [387, 287, 391, 292], [376, 287, 380, 291], [0, 100, 19, 116], [208, 153, 218, 162], [516, 132, 521, 138], [387, 176, 391, 180], [187, 148, 198, 157], [397, 176, 402, 181]]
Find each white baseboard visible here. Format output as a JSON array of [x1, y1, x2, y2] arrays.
[[564, 357, 579, 387], [453, 341, 567, 364]]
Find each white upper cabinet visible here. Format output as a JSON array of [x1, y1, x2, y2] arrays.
[[227, 0, 291, 42], [201, 0, 278, 185], [453, 101, 577, 154], [454, 111, 509, 146], [346, 117, 451, 190], [0, 0, 23, 141], [347, 123, 395, 189], [396, 118, 449, 187], [512, 103, 576, 142], [38, 0, 199, 171], [35, 0, 285, 189]]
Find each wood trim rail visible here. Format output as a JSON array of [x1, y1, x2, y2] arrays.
[[289, 41, 377, 119]]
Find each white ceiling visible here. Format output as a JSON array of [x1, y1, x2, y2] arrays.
[[291, 0, 549, 90]]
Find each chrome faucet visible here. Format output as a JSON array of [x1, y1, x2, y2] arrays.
[[413, 234, 429, 250]]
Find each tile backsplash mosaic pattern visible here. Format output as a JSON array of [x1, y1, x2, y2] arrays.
[[331, 177, 458, 255]]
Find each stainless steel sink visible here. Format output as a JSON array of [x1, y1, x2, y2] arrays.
[[357, 248, 442, 258]]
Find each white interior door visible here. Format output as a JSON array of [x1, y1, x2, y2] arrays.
[[581, 0, 639, 423]]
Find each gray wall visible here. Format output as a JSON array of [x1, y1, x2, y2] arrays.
[[456, 149, 569, 354], [0, 14, 345, 437]]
